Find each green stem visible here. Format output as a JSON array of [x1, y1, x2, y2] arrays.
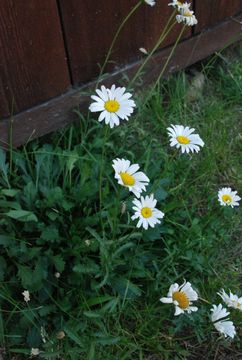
[[152, 24, 186, 90], [96, 0, 143, 88], [129, 10, 177, 87], [99, 126, 109, 233]]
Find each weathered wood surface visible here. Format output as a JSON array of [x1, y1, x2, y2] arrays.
[[0, 14, 241, 149], [58, 0, 191, 85], [0, 0, 70, 118], [195, 0, 242, 32]]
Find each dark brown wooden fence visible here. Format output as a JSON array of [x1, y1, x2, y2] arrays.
[[0, 0, 241, 147]]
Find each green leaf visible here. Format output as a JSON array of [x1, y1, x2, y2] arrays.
[[1, 189, 19, 197], [17, 265, 33, 288], [0, 149, 9, 187], [86, 295, 114, 307], [73, 261, 99, 274], [41, 226, 59, 242], [0, 257, 7, 281], [96, 336, 121, 345], [111, 278, 142, 299], [52, 255, 65, 272], [0, 235, 11, 246], [83, 311, 102, 319], [5, 210, 38, 222], [154, 187, 168, 201], [64, 327, 84, 347]]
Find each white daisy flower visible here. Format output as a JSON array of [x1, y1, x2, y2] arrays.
[[211, 304, 236, 339], [131, 194, 164, 230], [144, 0, 156, 6], [89, 85, 136, 128], [31, 348, 40, 356], [167, 124, 204, 154], [160, 280, 198, 316], [168, 0, 190, 10], [218, 187, 241, 208], [112, 158, 149, 198], [176, 4, 198, 26], [218, 289, 242, 311], [22, 290, 30, 302]]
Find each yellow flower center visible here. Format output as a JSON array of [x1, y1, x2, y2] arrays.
[[120, 172, 135, 186], [222, 194, 232, 203], [141, 207, 153, 218], [104, 100, 120, 113], [184, 11, 193, 17], [177, 1, 183, 5], [172, 291, 189, 309], [231, 300, 240, 309], [176, 135, 190, 144]]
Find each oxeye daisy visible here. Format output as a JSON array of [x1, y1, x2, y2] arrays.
[[131, 194, 164, 230], [144, 0, 156, 6], [160, 280, 198, 316], [218, 187, 241, 208], [112, 158, 149, 198], [89, 85, 136, 128], [168, 0, 190, 10], [211, 304, 236, 339], [218, 289, 242, 311], [167, 124, 204, 154], [176, 4, 198, 26]]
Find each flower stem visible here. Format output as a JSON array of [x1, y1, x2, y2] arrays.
[[129, 10, 177, 88], [99, 126, 109, 233], [96, 0, 143, 88], [152, 24, 186, 91]]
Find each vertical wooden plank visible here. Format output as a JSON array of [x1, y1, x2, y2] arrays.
[[0, 0, 70, 118], [195, 0, 242, 32], [58, 0, 191, 85]]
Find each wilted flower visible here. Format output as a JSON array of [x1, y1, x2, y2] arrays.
[[112, 158, 149, 198], [131, 194, 164, 230], [167, 124, 204, 154], [31, 348, 40, 356], [168, 0, 190, 10], [218, 187, 241, 208], [211, 304, 236, 339], [139, 47, 148, 55], [218, 289, 242, 310], [144, 0, 156, 6], [56, 330, 66, 340], [176, 4, 198, 26], [160, 280, 198, 316], [22, 290, 30, 303], [89, 85, 136, 128]]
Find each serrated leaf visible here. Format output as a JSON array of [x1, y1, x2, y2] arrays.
[[73, 261, 99, 274]]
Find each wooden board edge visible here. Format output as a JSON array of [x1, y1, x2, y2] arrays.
[[0, 14, 241, 149]]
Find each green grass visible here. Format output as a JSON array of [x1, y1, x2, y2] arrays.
[[0, 44, 241, 359]]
